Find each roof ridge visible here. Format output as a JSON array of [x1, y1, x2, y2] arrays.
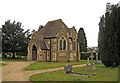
[[48, 19, 62, 22]]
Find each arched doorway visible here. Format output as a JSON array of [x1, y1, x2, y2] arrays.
[[32, 44, 37, 60]]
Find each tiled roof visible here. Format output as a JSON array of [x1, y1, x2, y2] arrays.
[[39, 40, 49, 50], [39, 19, 68, 38], [34, 19, 69, 50], [33, 19, 76, 50]]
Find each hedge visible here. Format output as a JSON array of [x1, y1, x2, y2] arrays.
[[81, 52, 99, 60]]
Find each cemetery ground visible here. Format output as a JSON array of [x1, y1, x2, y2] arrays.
[[2, 60, 86, 81], [1, 58, 27, 62], [1, 58, 119, 82], [0, 58, 26, 67], [30, 63, 118, 82], [0, 63, 6, 67], [0, 52, 27, 67], [26, 60, 86, 70]]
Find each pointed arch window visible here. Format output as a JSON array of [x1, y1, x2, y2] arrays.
[[59, 37, 67, 51], [60, 40, 62, 50], [63, 40, 66, 50]]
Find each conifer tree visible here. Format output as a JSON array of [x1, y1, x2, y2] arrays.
[[98, 4, 120, 67], [78, 28, 87, 52]]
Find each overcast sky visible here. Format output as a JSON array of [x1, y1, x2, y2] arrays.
[[0, 0, 119, 47]]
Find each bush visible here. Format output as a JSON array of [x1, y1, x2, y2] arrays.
[[81, 52, 98, 60], [81, 52, 90, 60], [2, 52, 27, 59], [16, 52, 27, 56]]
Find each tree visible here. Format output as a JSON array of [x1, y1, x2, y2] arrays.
[[2, 20, 31, 58], [38, 25, 43, 31], [78, 28, 87, 52], [98, 4, 120, 67], [0, 28, 2, 53], [98, 15, 105, 61]]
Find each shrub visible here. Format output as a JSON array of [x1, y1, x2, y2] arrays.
[[16, 52, 27, 56], [81, 52, 98, 60], [81, 52, 90, 60]]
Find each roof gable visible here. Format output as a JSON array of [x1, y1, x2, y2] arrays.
[[39, 19, 68, 38], [30, 19, 75, 50]]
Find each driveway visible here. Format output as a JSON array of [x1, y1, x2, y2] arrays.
[[1, 61, 86, 81]]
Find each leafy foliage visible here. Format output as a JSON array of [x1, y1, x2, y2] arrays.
[[2, 20, 31, 57], [98, 5, 120, 67], [81, 52, 97, 60], [78, 28, 87, 52]]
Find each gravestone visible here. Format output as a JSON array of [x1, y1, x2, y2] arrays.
[[86, 57, 90, 66], [64, 64, 96, 77], [95, 52, 101, 64], [96, 52, 98, 61], [88, 50, 95, 71], [64, 65, 72, 74], [95, 51, 99, 63]]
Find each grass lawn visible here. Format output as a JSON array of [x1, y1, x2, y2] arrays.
[[30, 64, 118, 82], [26, 60, 86, 70], [1, 58, 27, 62], [0, 63, 6, 67]]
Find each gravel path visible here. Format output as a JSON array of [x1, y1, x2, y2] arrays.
[[1, 61, 86, 81]]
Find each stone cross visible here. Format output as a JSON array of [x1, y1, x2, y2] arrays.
[[86, 57, 90, 66], [88, 48, 95, 71], [90, 52, 94, 65]]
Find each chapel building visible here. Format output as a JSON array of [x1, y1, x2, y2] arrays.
[[27, 19, 80, 62]]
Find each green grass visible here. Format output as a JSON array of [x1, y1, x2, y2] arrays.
[[30, 64, 118, 82], [0, 63, 6, 67], [119, 66, 120, 82], [26, 60, 86, 70], [1, 58, 27, 62]]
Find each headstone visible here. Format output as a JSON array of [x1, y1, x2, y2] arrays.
[[96, 52, 98, 61], [89, 63, 95, 71], [90, 52, 94, 65], [64, 65, 72, 74], [88, 51, 95, 71], [95, 52, 101, 64], [86, 57, 90, 66], [95, 52, 99, 64]]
